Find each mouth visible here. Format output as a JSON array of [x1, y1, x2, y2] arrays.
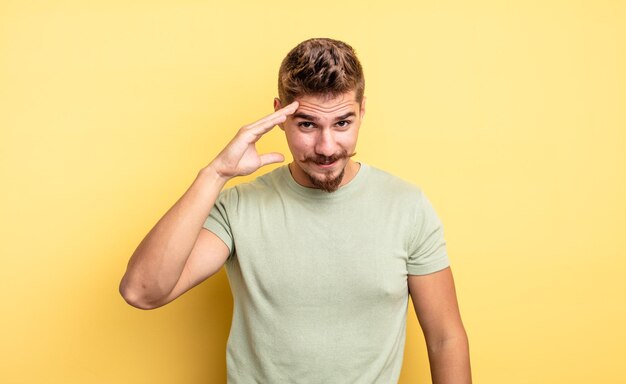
[[307, 156, 343, 170], [314, 159, 337, 169], [306, 154, 342, 164], [302, 151, 355, 171]]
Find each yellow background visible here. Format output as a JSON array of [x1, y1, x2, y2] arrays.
[[1, 0, 625, 383]]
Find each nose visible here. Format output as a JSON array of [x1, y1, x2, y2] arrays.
[[314, 128, 337, 157]]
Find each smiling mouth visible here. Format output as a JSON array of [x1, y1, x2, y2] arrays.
[[303, 151, 356, 169], [316, 158, 337, 166], [305, 154, 344, 165]]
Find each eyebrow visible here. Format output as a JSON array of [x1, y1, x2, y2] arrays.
[[293, 111, 356, 121]]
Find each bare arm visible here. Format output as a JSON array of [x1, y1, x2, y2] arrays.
[[119, 101, 299, 309], [408, 267, 472, 384]]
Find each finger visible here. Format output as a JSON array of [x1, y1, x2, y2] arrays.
[[258, 152, 285, 167], [246, 101, 299, 132], [239, 116, 284, 143], [250, 102, 298, 132], [281, 100, 299, 113]]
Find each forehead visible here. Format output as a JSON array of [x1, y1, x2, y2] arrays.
[[294, 91, 359, 116]]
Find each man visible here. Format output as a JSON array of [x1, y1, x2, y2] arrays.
[[120, 38, 471, 383]]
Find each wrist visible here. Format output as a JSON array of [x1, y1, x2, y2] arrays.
[[199, 163, 230, 187]]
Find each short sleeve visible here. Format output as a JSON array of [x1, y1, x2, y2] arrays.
[[407, 192, 450, 275], [203, 187, 237, 256]]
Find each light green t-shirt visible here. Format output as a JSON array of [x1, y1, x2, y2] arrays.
[[204, 164, 449, 383]]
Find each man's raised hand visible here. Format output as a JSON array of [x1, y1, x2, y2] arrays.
[[208, 101, 298, 180]]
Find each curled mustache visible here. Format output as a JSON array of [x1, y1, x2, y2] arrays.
[[302, 151, 356, 164]]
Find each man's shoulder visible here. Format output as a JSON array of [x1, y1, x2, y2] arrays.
[[239, 165, 285, 190], [221, 166, 287, 200], [362, 164, 424, 197]]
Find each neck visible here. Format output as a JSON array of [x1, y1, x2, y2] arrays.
[[341, 160, 360, 186]]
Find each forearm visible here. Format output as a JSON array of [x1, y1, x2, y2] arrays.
[[427, 332, 472, 384], [119, 165, 227, 307], [120, 101, 298, 308]]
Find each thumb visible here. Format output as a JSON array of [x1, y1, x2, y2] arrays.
[[258, 152, 285, 167]]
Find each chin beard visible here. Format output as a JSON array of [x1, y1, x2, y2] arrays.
[[301, 151, 355, 193], [307, 168, 345, 193]]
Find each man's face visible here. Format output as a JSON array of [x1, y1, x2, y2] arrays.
[[275, 91, 366, 192]]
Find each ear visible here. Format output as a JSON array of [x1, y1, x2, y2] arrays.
[[359, 96, 367, 119], [274, 98, 285, 130], [274, 97, 282, 111]]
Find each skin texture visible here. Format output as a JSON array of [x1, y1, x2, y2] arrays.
[[120, 92, 471, 383], [409, 268, 472, 383], [274, 91, 365, 192], [119, 101, 299, 309]]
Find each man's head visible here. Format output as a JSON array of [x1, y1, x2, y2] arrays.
[[275, 38, 366, 193], [277, 38, 365, 106]]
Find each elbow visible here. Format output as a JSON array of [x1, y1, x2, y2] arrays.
[[427, 329, 469, 355], [119, 278, 162, 310]]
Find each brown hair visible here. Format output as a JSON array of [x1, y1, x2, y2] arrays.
[[278, 38, 364, 104]]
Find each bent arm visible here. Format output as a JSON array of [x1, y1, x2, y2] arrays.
[[409, 267, 472, 384], [119, 101, 299, 310], [119, 167, 230, 309]]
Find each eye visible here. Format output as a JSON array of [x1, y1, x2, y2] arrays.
[[298, 121, 316, 129], [336, 120, 352, 128]]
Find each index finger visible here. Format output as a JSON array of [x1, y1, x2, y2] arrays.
[[246, 101, 299, 133]]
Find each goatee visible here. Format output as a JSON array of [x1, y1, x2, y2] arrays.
[[308, 168, 345, 193], [302, 150, 356, 193]]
